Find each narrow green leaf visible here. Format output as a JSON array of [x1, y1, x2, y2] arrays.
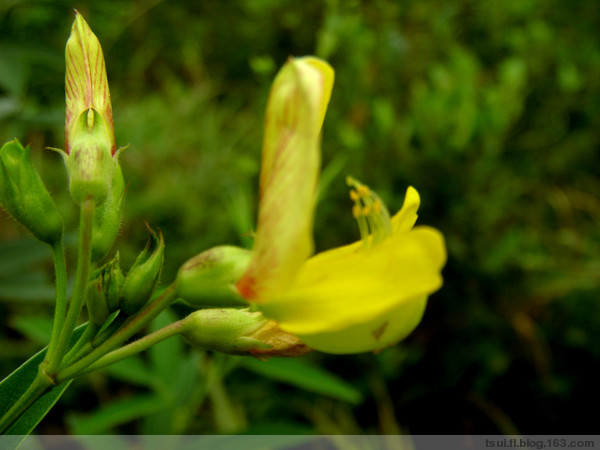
[[68, 394, 163, 434], [0, 238, 50, 277], [10, 316, 54, 345], [103, 357, 162, 390], [240, 358, 363, 404], [0, 326, 85, 445], [0, 275, 56, 303], [148, 309, 184, 383]]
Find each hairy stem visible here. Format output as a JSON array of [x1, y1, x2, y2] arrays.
[[45, 198, 95, 379], [73, 320, 185, 377], [42, 239, 68, 372], [59, 322, 100, 368], [56, 285, 177, 383]]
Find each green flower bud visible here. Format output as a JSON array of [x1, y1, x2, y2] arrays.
[[180, 308, 269, 355], [64, 12, 117, 206], [91, 163, 126, 261], [66, 108, 116, 205], [0, 139, 63, 245], [180, 308, 310, 357], [120, 226, 165, 315], [97, 253, 124, 312], [85, 275, 110, 326], [176, 246, 252, 307]]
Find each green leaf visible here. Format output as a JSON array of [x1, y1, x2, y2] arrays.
[[148, 309, 184, 383], [240, 358, 363, 404], [0, 326, 85, 446], [0, 271, 57, 304], [141, 311, 199, 434], [0, 238, 50, 277], [10, 315, 54, 345], [103, 356, 161, 390], [68, 394, 163, 434]]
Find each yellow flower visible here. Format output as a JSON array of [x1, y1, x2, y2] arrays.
[[236, 56, 446, 354]]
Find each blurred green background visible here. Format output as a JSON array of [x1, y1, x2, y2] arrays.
[[1, 0, 600, 435]]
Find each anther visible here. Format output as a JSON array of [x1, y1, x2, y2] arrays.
[[346, 176, 394, 250], [357, 185, 370, 197], [373, 200, 382, 214]]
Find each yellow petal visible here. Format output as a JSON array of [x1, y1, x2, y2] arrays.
[[298, 296, 428, 354], [65, 11, 115, 154], [391, 186, 420, 233], [258, 226, 446, 336], [237, 57, 334, 300]]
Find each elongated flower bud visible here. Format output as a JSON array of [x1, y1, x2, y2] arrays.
[[120, 226, 165, 315], [176, 246, 251, 307], [64, 12, 117, 205], [180, 308, 309, 357], [0, 139, 63, 245]]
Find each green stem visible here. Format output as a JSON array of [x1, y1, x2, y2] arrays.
[[58, 315, 127, 370], [92, 315, 127, 347], [0, 371, 53, 434], [59, 322, 100, 368], [45, 198, 95, 379], [42, 239, 68, 371], [207, 357, 244, 433], [72, 320, 185, 377], [56, 284, 177, 383]]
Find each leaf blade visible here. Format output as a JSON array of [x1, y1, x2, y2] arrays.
[[0, 326, 86, 445], [240, 357, 362, 404]]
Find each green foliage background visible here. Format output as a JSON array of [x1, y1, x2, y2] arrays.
[[1, 0, 599, 434]]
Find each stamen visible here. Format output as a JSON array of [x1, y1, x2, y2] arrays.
[[357, 185, 370, 197], [346, 176, 393, 250], [373, 200, 381, 214]]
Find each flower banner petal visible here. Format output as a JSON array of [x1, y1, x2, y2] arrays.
[[237, 57, 334, 301]]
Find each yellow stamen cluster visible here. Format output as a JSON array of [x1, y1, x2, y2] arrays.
[[346, 176, 393, 249]]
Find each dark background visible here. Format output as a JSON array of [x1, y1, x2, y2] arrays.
[[1, 0, 599, 435]]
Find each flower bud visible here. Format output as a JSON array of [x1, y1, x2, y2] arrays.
[[64, 12, 117, 205], [66, 108, 116, 204], [180, 309, 268, 355], [85, 275, 110, 326], [120, 226, 165, 315], [91, 163, 126, 261], [0, 139, 63, 245], [99, 253, 125, 312], [176, 246, 252, 307], [180, 308, 308, 357]]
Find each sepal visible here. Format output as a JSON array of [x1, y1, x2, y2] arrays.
[[91, 163, 126, 261], [176, 246, 251, 307], [0, 139, 63, 245]]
